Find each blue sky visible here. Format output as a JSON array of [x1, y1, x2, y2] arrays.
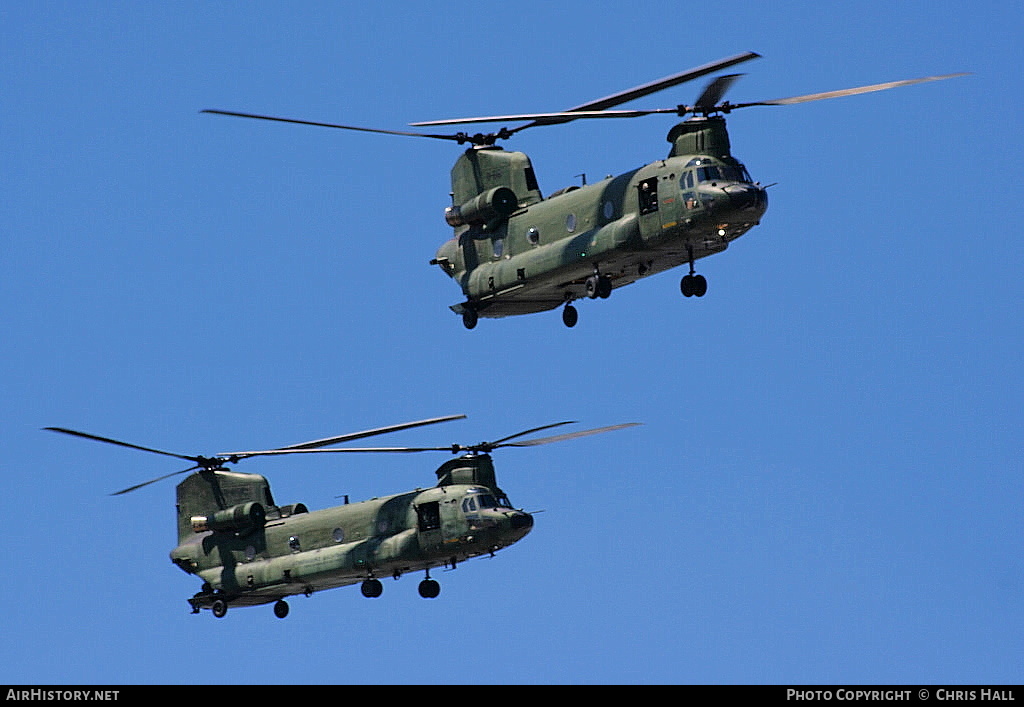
[[2, 1, 1021, 685]]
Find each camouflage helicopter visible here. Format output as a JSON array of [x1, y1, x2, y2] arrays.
[[46, 416, 638, 619], [203, 52, 964, 329]]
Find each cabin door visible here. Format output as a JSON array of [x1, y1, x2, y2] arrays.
[[416, 501, 442, 551]]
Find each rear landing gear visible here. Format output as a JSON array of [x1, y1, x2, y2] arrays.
[[211, 599, 228, 618], [462, 309, 478, 330], [361, 578, 383, 598], [273, 599, 289, 618], [418, 578, 440, 598]]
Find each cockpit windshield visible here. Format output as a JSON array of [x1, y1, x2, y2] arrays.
[[463, 491, 513, 512], [686, 158, 753, 184]]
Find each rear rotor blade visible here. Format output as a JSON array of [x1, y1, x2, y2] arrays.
[[44, 427, 203, 465], [110, 465, 202, 496], [202, 109, 474, 143]]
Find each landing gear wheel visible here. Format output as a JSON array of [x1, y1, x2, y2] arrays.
[[680, 274, 708, 298], [562, 304, 578, 328], [418, 578, 441, 598], [680, 274, 694, 297], [211, 599, 228, 618], [361, 578, 383, 598], [273, 599, 289, 619], [462, 309, 478, 330]]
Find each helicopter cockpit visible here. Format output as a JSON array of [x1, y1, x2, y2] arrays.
[[679, 156, 765, 218]]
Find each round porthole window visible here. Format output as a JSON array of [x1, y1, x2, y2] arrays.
[[527, 227, 540, 245], [332, 528, 344, 543]]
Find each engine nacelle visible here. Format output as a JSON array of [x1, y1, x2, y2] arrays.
[[191, 502, 266, 534], [444, 186, 517, 227]]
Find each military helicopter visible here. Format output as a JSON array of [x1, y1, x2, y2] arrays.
[[203, 52, 964, 329], [46, 415, 638, 618]]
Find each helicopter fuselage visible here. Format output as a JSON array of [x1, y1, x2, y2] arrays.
[[434, 141, 767, 321], [170, 469, 533, 612]]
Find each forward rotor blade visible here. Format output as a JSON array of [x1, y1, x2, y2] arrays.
[[217, 446, 453, 457], [694, 74, 744, 114], [110, 465, 201, 496], [411, 109, 677, 127], [44, 427, 202, 465], [730, 72, 968, 109], [201, 109, 471, 142], [412, 53, 759, 132], [489, 421, 578, 447], [497, 422, 642, 448], [263, 414, 468, 453], [516, 51, 760, 130]]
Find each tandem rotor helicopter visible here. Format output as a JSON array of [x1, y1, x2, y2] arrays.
[[47, 416, 638, 618], [203, 52, 965, 329]]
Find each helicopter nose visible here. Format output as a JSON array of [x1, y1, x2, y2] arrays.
[[726, 184, 767, 213], [509, 512, 534, 531]]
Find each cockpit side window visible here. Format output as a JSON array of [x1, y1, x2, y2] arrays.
[[698, 165, 722, 183]]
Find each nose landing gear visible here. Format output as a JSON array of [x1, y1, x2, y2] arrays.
[[680, 273, 707, 297], [680, 245, 708, 298], [585, 274, 612, 300], [562, 303, 579, 328]]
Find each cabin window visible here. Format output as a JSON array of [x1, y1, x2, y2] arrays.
[[566, 213, 577, 233], [492, 237, 504, 259], [288, 535, 301, 553], [603, 200, 614, 220], [682, 171, 695, 190], [638, 177, 659, 215], [527, 227, 540, 245], [462, 497, 476, 513], [332, 528, 344, 543]]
